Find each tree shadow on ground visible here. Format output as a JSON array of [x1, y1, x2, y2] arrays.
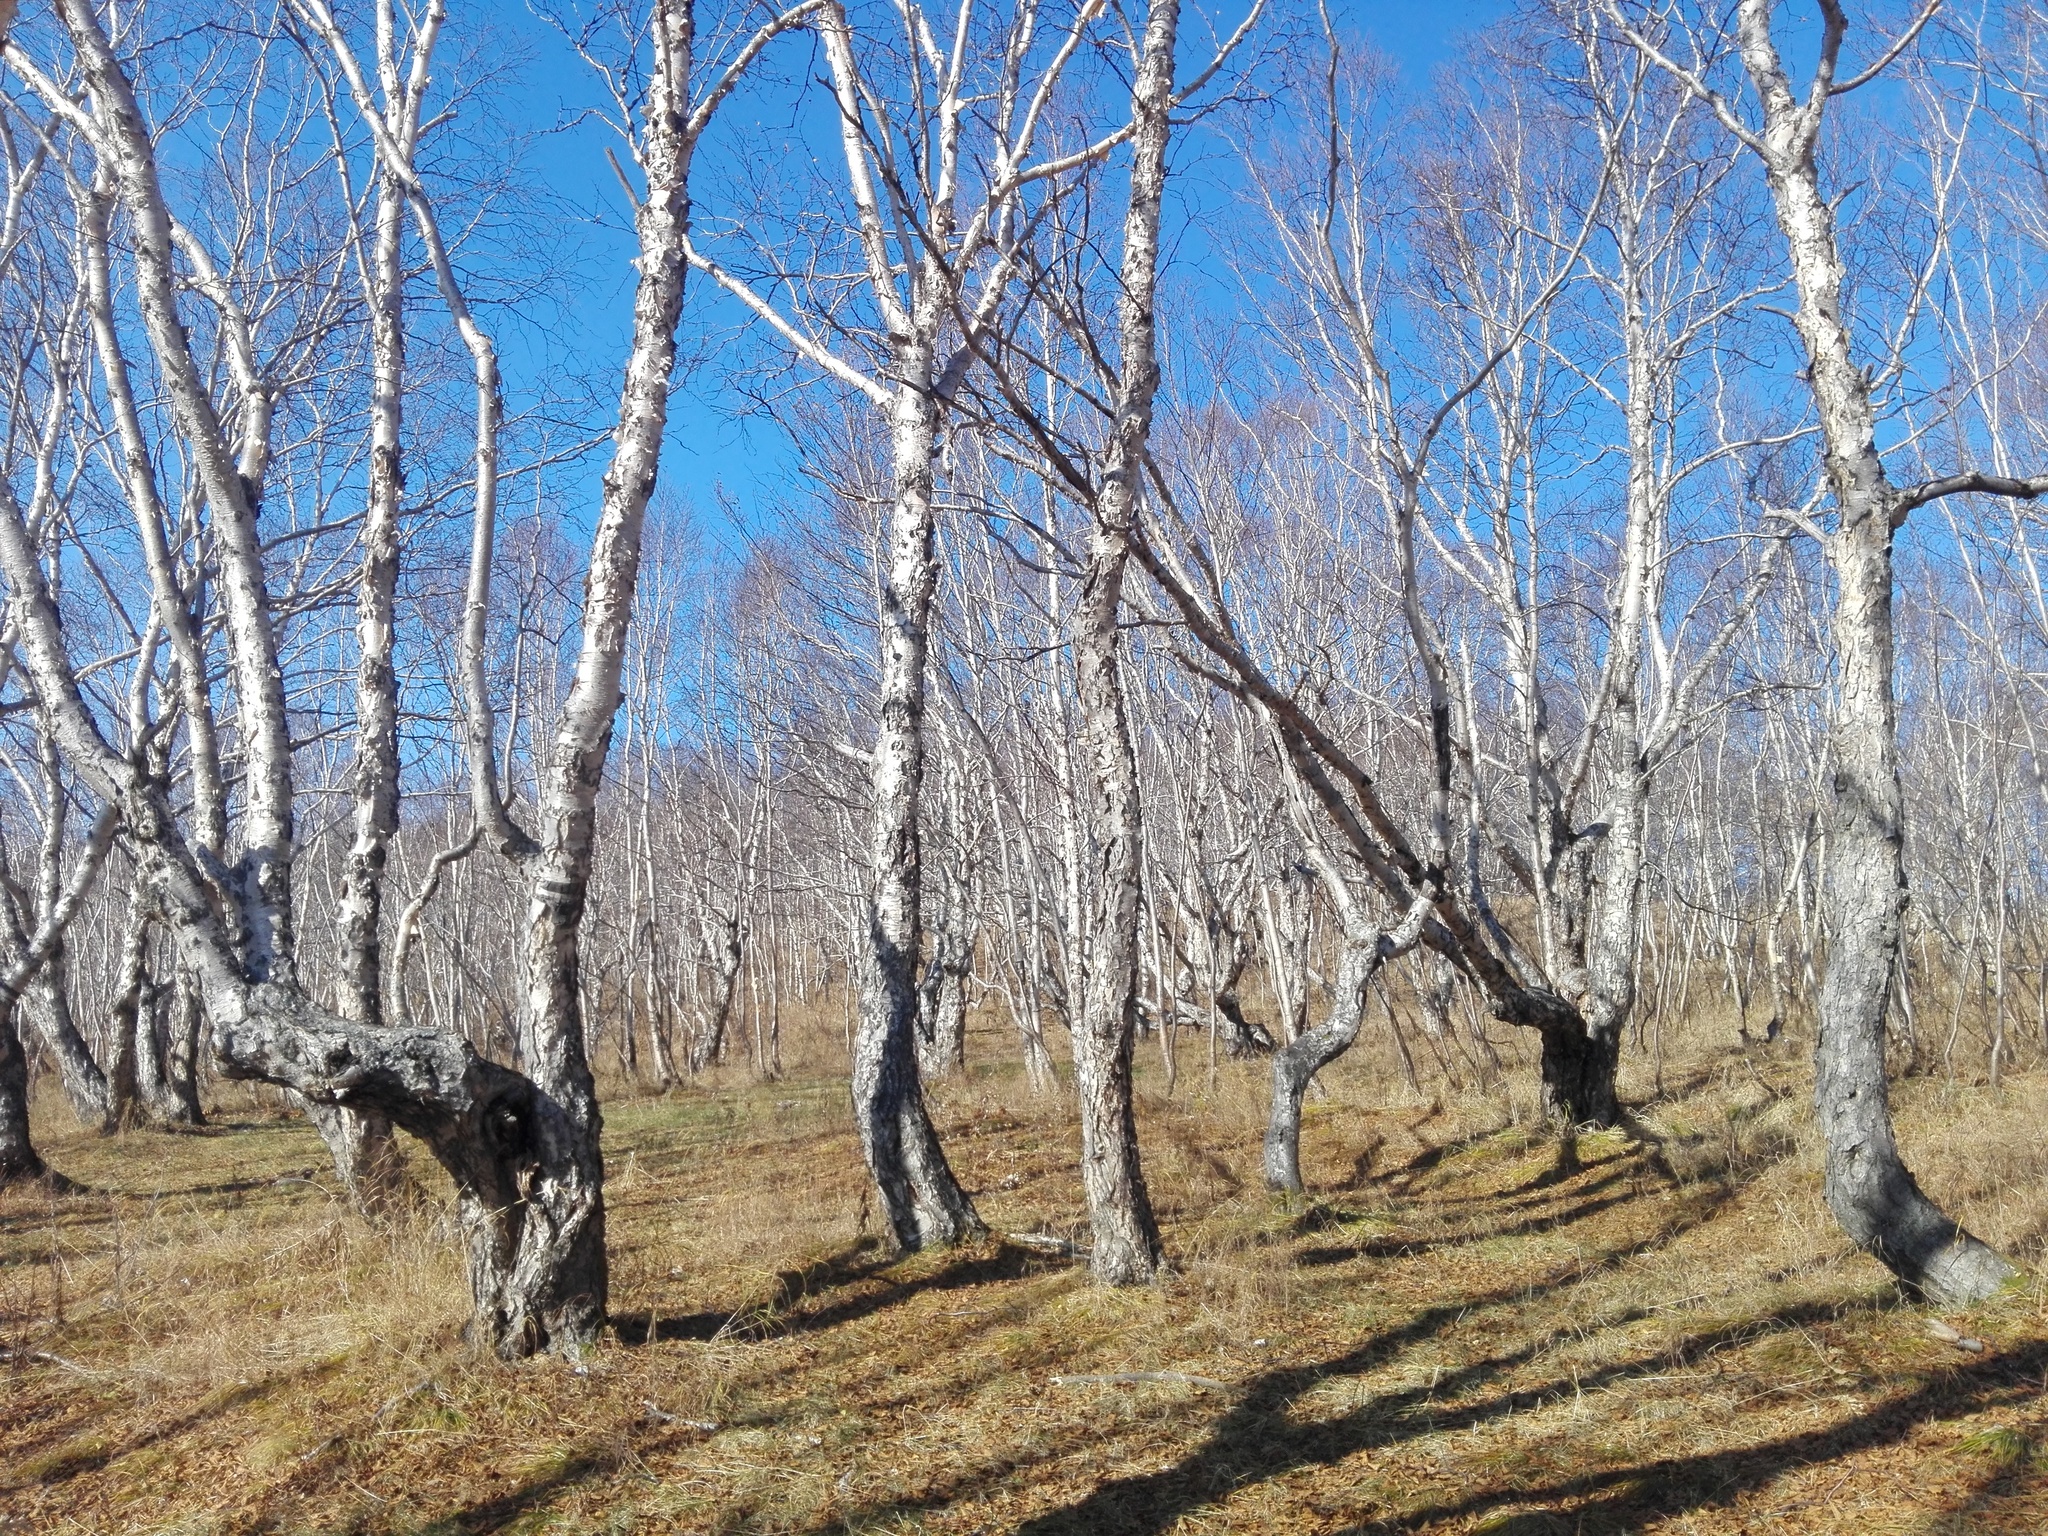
[[794, 1184, 1768, 1536], [611, 1235, 1056, 1345], [611, 1237, 889, 1343], [2, 1357, 340, 1491], [1345, 1338, 2048, 1534], [372, 1447, 613, 1536], [1003, 1129, 1840, 1536], [1292, 1180, 1648, 1266], [1010, 1289, 1940, 1536]]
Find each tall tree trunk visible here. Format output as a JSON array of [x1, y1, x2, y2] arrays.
[[326, 151, 410, 1212], [1726, 0, 2013, 1303], [852, 359, 982, 1251], [1067, 0, 1183, 1285], [57, 0, 296, 973], [0, 488, 600, 1354], [1817, 514, 2010, 1301], [501, 0, 707, 1348], [1577, 298, 1659, 1101]]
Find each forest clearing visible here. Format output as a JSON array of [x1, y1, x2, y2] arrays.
[[8, 1014, 2048, 1535]]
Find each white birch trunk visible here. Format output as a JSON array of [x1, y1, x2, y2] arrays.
[[1719, 0, 2013, 1303], [852, 350, 983, 1249], [1065, 0, 1183, 1285]]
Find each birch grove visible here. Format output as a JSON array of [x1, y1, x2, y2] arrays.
[[9, 0, 2048, 1355]]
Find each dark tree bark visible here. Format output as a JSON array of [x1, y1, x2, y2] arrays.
[[0, 1005, 47, 1186], [1536, 1017, 1622, 1132]]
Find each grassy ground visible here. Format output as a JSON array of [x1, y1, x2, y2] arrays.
[[6, 1021, 2048, 1534]]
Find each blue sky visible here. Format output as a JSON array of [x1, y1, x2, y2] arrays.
[[487, 0, 1513, 538]]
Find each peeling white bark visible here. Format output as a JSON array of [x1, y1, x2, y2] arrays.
[[1605, 0, 2024, 1301], [1066, 0, 1183, 1285]]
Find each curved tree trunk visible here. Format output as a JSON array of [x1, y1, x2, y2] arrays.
[[1815, 516, 2011, 1303], [1715, 4, 2015, 1304], [26, 961, 111, 1132], [1264, 939, 1375, 1195], [1265, 892, 1433, 1194]]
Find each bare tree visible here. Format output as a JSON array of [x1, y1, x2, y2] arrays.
[[1602, 0, 2044, 1303], [0, 0, 741, 1352]]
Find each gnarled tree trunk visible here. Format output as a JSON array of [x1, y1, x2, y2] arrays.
[[1266, 893, 1432, 1194]]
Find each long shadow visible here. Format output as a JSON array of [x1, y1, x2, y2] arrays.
[[1351, 1337, 2048, 1534], [1006, 1169, 1816, 1536], [361, 1448, 611, 1535], [1294, 1147, 1735, 1268], [774, 1146, 1769, 1536], [797, 1191, 1751, 1536], [3, 1358, 340, 1489], [0, 1172, 342, 1259], [1365, 1059, 1746, 1211], [1396, 1143, 1648, 1213], [775, 1241, 1055, 1337], [1295, 1182, 1648, 1267], [612, 1237, 1055, 1346], [1153, 1119, 1246, 1198], [1294, 1155, 1638, 1236], [1012, 1287, 1902, 1536], [612, 1237, 888, 1344]]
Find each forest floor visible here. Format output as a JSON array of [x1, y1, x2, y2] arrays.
[[7, 1024, 2048, 1534]]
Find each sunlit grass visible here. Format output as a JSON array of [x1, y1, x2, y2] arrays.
[[5, 1009, 2048, 1532]]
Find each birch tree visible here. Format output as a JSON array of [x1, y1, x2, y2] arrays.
[[0, 0, 749, 1353], [679, 0, 1135, 1251], [1602, 0, 2041, 1303]]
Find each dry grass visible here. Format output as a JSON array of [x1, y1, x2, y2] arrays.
[[7, 1015, 2048, 1534]]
